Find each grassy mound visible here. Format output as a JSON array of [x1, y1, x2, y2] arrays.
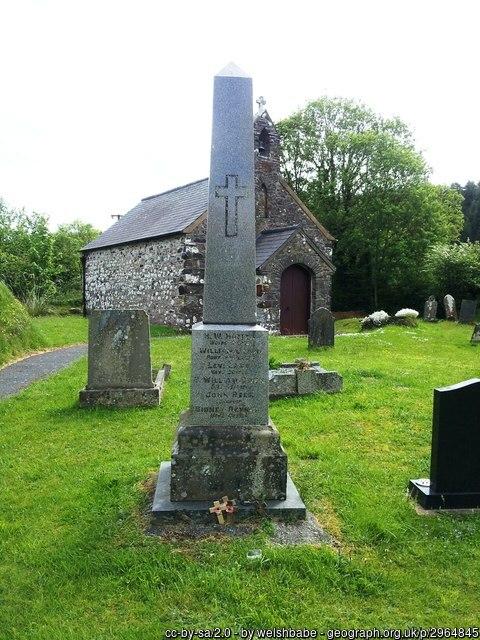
[[0, 281, 46, 367]]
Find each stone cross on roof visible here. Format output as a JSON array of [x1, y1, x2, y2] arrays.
[[256, 96, 266, 117]]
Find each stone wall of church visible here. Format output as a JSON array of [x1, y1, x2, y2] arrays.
[[84, 228, 332, 334], [255, 232, 333, 333], [84, 235, 205, 329]]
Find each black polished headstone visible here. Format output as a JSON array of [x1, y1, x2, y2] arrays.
[[409, 378, 480, 509], [459, 299, 477, 324]]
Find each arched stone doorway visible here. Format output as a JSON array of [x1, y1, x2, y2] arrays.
[[280, 264, 311, 335]]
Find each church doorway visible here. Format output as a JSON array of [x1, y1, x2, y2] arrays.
[[280, 264, 311, 335]]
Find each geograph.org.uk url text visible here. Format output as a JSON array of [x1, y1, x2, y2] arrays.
[[164, 628, 480, 640]]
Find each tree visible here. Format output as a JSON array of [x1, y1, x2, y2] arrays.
[[0, 201, 55, 298], [0, 199, 99, 308], [424, 241, 480, 301], [278, 98, 463, 309], [52, 221, 99, 304], [350, 183, 463, 308], [452, 181, 480, 242]]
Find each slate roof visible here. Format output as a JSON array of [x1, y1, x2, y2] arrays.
[[255, 226, 299, 268], [82, 178, 209, 251], [82, 176, 335, 252]]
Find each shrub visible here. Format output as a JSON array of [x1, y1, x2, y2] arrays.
[[395, 308, 419, 319], [22, 288, 52, 317], [393, 308, 419, 327]]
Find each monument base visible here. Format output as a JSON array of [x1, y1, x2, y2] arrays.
[[79, 368, 167, 408], [409, 479, 480, 509], [170, 411, 287, 502], [152, 461, 306, 522]]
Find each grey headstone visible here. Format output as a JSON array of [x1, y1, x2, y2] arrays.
[[308, 307, 334, 347], [443, 294, 457, 321], [79, 310, 161, 407], [409, 379, 480, 509], [86, 310, 152, 389], [459, 299, 477, 324], [471, 323, 480, 345], [202, 63, 257, 325], [423, 296, 437, 322]]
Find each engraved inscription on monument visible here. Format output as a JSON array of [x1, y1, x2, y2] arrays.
[[214, 174, 247, 238], [189, 325, 269, 427]]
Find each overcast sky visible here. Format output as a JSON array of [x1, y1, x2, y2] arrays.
[[0, 0, 478, 231]]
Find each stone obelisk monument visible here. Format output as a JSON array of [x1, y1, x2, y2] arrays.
[[152, 63, 305, 520]]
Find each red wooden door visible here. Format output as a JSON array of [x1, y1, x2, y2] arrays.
[[280, 265, 311, 335]]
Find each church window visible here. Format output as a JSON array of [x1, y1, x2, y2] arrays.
[[260, 184, 268, 218], [258, 128, 270, 157]]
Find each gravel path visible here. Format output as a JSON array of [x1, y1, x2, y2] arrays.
[[0, 344, 87, 399]]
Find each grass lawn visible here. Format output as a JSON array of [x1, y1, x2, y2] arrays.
[[31, 315, 88, 349], [0, 320, 479, 637]]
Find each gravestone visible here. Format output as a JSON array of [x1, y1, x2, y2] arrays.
[[423, 296, 437, 322], [308, 307, 334, 348], [152, 64, 305, 521], [79, 309, 165, 407], [459, 299, 478, 324], [409, 378, 480, 509], [443, 294, 457, 321], [471, 323, 480, 345]]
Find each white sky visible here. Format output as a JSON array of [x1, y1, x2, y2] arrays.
[[0, 0, 478, 231]]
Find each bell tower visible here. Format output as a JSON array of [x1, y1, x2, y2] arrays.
[[254, 97, 282, 233]]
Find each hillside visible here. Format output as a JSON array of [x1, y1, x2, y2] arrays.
[[0, 281, 45, 367]]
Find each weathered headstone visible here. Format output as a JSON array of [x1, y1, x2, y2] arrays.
[[443, 294, 457, 321], [423, 296, 437, 322], [459, 299, 478, 324], [409, 378, 480, 509], [79, 309, 164, 407], [308, 307, 334, 347], [152, 64, 305, 521], [471, 323, 480, 345]]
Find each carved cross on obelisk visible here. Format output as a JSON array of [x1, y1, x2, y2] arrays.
[[215, 174, 247, 237]]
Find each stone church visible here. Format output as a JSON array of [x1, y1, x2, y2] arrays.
[[82, 103, 335, 334]]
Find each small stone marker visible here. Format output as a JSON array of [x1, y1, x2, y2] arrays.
[[79, 309, 165, 407], [409, 378, 480, 509], [308, 307, 334, 348], [459, 299, 478, 324], [443, 294, 457, 320], [471, 323, 480, 345], [423, 296, 437, 322]]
